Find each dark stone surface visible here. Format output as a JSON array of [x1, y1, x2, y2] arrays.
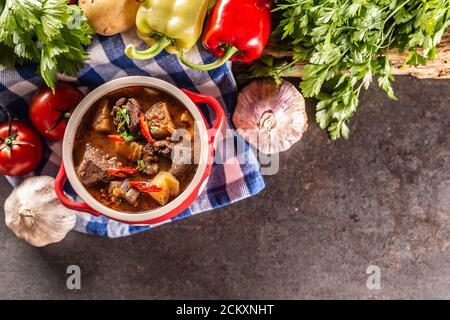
[[0, 76, 449, 299]]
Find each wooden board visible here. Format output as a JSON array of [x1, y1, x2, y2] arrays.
[[239, 32, 450, 79]]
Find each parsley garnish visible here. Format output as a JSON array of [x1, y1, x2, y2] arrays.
[[120, 131, 135, 142], [137, 159, 146, 171], [116, 106, 130, 132]]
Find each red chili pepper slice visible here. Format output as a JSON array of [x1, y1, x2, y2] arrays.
[[128, 181, 163, 193], [106, 167, 138, 178], [107, 134, 125, 142], [107, 172, 126, 178], [139, 113, 155, 144]]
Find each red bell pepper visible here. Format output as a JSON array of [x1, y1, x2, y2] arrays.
[[179, 0, 272, 71]]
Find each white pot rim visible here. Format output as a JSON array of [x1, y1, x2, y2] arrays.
[[62, 76, 209, 223]]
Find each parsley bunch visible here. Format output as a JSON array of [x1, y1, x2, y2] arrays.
[[0, 0, 93, 90], [252, 0, 450, 139]]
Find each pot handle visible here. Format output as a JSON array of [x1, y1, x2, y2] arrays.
[[55, 162, 101, 216], [181, 89, 225, 146]]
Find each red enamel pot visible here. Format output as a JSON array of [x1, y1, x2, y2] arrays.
[[55, 76, 224, 225]]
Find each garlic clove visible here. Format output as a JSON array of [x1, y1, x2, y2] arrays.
[[233, 79, 308, 155], [4, 176, 76, 247]]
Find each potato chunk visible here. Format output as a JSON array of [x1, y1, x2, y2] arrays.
[[148, 171, 180, 206], [93, 100, 113, 133], [114, 141, 143, 162]]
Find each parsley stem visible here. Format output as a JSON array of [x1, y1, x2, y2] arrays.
[[384, 0, 413, 22]]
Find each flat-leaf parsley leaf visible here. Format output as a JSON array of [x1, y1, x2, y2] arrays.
[[0, 0, 93, 91]]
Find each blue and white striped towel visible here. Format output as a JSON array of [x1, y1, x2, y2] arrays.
[[0, 31, 265, 238]]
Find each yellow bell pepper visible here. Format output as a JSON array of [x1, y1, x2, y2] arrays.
[[125, 0, 209, 60]]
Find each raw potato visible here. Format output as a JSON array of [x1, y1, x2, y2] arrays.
[[79, 0, 141, 36], [149, 171, 180, 206]]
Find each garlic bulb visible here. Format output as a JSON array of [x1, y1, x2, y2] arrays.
[[233, 79, 308, 154], [5, 176, 76, 247]]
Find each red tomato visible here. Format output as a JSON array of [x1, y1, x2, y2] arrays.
[[0, 118, 43, 176], [29, 83, 84, 140]]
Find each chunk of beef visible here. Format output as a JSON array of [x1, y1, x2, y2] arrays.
[[145, 102, 175, 139], [125, 99, 141, 134], [141, 133, 194, 177], [153, 140, 175, 158], [114, 97, 127, 108], [142, 143, 160, 163], [124, 188, 140, 205], [141, 143, 159, 175], [76, 144, 122, 186], [142, 140, 174, 160], [141, 140, 175, 175], [112, 97, 141, 136], [108, 179, 140, 207], [143, 162, 159, 176], [169, 132, 194, 177]]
